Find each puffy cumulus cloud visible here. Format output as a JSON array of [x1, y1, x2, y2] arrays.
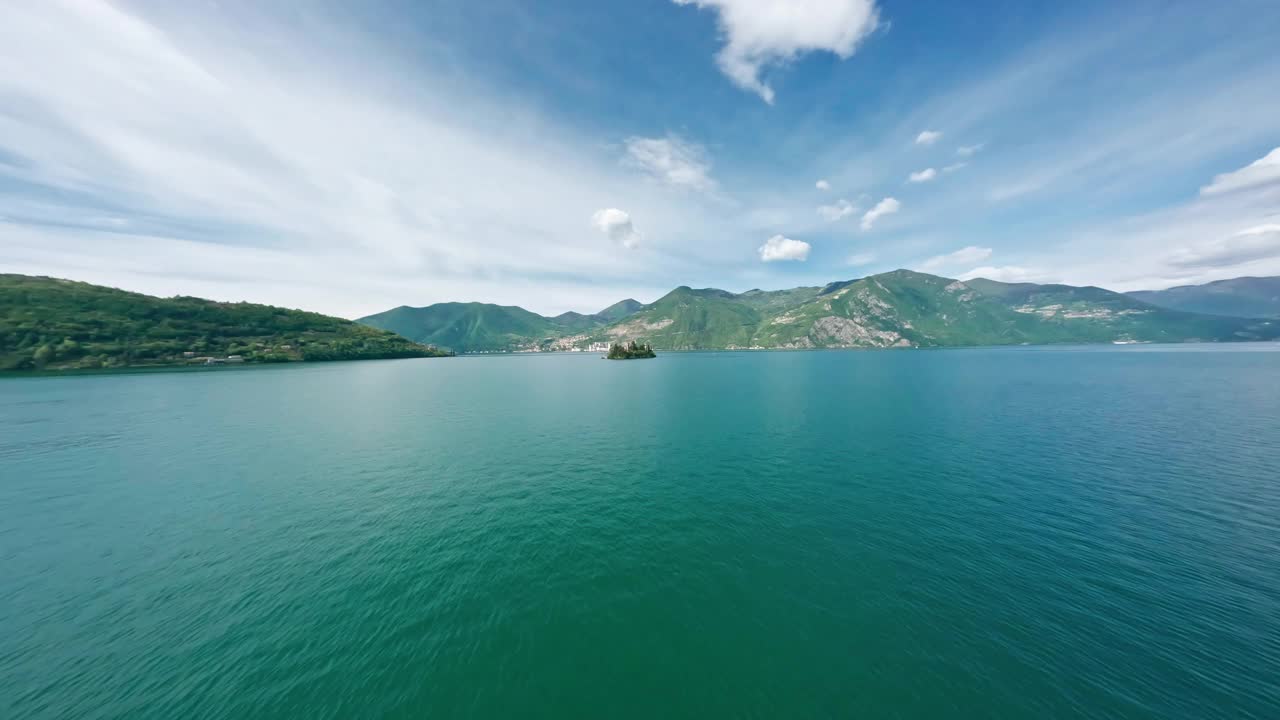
[[591, 208, 642, 249], [846, 251, 876, 267], [915, 130, 942, 145], [817, 198, 857, 221], [956, 144, 983, 157], [908, 168, 937, 183], [758, 234, 811, 262], [918, 245, 993, 272], [624, 134, 716, 192], [1167, 224, 1280, 269], [1200, 147, 1280, 196], [673, 0, 880, 104], [815, 179, 831, 191], [860, 196, 899, 230]]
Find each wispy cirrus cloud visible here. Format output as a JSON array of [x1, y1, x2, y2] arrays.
[[0, 1, 720, 316], [1167, 224, 1280, 269], [623, 134, 717, 192], [817, 198, 858, 221], [846, 251, 877, 267], [915, 130, 942, 146], [917, 245, 992, 272], [958, 265, 1048, 283], [1200, 147, 1280, 196], [860, 197, 899, 230]]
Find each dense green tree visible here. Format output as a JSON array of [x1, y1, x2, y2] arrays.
[[607, 340, 656, 360]]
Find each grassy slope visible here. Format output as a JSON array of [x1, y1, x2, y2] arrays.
[[0, 275, 445, 371]]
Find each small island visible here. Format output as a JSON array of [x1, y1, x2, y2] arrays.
[[606, 340, 656, 359]]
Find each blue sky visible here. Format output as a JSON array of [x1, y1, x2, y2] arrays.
[[2, 0, 1279, 316]]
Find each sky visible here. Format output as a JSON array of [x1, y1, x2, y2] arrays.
[[2, 0, 1279, 318]]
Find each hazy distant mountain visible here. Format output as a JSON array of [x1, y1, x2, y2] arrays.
[[359, 270, 1279, 353], [1127, 277, 1280, 318]]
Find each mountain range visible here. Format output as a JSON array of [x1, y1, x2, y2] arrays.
[[358, 271, 1280, 353], [358, 298, 647, 353], [1126, 277, 1280, 318], [7, 272, 1275, 370]]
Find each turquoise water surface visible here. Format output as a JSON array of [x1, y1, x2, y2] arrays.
[[2, 346, 1279, 719]]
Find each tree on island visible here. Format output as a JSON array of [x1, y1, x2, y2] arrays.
[[607, 340, 656, 359]]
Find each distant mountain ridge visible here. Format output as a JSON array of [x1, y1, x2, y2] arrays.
[[1127, 277, 1280, 318], [358, 271, 1280, 353], [359, 298, 650, 353]]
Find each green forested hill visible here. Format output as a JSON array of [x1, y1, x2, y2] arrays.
[[359, 302, 571, 352], [359, 270, 1280, 353], [601, 286, 768, 350], [1126, 277, 1280, 318], [594, 298, 645, 322], [358, 298, 648, 352], [0, 275, 447, 371]]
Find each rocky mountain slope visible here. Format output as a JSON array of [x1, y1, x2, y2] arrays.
[[359, 271, 1280, 353]]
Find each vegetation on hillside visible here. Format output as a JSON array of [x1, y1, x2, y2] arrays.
[[0, 275, 448, 371], [355, 270, 1280, 353], [358, 298, 649, 352], [606, 340, 656, 359]]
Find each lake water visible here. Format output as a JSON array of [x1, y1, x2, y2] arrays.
[[3, 346, 1279, 719]]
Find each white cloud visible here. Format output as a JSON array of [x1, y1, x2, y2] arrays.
[[942, 162, 967, 173], [918, 245, 993, 272], [860, 197, 900, 230], [673, 0, 881, 104], [915, 130, 942, 145], [1199, 147, 1280, 196], [959, 174, 1280, 292], [958, 265, 1047, 283], [956, 144, 983, 157], [1167, 224, 1280, 269], [817, 198, 857, 221], [815, 179, 831, 191], [623, 134, 716, 192], [758, 234, 811, 262], [907, 168, 937, 183], [846, 251, 876, 266], [591, 208, 642, 249], [0, 1, 733, 317]]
